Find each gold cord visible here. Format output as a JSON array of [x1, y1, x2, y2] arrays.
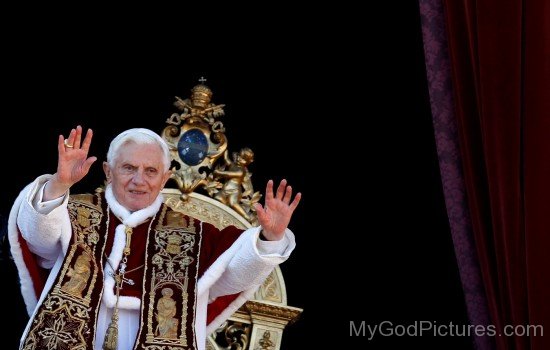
[[101, 225, 143, 350]]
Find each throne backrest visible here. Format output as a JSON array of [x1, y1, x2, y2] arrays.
[[159, 82, 301, 350]]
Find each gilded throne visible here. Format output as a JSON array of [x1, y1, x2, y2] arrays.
[[160, 82, 302, 350]]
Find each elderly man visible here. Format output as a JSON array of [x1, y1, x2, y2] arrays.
[[9, 126, 300, 350]]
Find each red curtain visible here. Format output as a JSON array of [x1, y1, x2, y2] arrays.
[[442, 0, 550, 349]]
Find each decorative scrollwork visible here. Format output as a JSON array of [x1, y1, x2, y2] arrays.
[[254, 271, 282, 303], [212, 321, 250, 350], [162, 81, 260, 224], [245, 301, 302, 325]]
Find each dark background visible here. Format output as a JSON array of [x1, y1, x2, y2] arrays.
[[0, 3, 474, 349]]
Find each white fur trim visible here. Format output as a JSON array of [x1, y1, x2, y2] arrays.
[[8, 182, 37, 315], [8, 175, 74, 316], [105, 185, 164, 227], [197, 228, 257, 297], [198, 227, 260, 335], [101, 224, 140, 309], [105, 185, 131, 219], [206, 288, 257, 335], [102, 185, 164, 310]]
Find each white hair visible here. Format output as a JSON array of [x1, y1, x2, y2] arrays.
[[107, 128, 171, 171]]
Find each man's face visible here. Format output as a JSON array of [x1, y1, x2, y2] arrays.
[[104, 142, 170, 212]]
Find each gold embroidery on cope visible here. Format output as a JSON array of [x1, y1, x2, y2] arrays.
[[23, 198, 104, 350], [155, 287, 179, 339], [143, 207, 198, 348], [61, 251, 92, 297]]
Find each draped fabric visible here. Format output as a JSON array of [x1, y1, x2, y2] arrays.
[[419, 1, 493, 349], [421, 0, 550, 349]]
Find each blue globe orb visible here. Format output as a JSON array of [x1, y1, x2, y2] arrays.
[[178, 129, 209, 166]]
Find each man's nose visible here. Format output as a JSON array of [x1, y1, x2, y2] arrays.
[[132, 169, 146, 184]]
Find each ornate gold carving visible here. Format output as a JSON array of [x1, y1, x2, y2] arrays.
[[155, 81, 301, 350], [212, 321, 250, 350], [163, 191, 249, 231], [173, 84, 225, 121], [255, 271, 282, 304], [254, 330, 276, 350], [213, 148, 261, 225], [245, 301, 302, 326], [162, 83, 227, 195], [161, 82, 260, 225]]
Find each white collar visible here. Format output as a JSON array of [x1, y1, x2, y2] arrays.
[[104, 184, 164, 228]]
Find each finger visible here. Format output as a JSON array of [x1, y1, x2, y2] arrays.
[[289, 192, 302, 212], [74, 125, 83, 149], [276, 179, 287, 200], [82, 156, 97, 174], [254, 203, 266, 223], [58, 134, 65, 152], [282, 185, 292, 204], [63, 129, 76, 150], [265, 180, 274, 202], [81, 128, 94, 153]]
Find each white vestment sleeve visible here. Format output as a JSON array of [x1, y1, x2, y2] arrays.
[[32, 181, 66, 214], [208, 226, 296, 299], [17, 175, 69, 268], [256, 232, 291, 255]]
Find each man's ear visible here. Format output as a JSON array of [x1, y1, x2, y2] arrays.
[[103, 162, 112, 183], [162, 169, 172, 188]]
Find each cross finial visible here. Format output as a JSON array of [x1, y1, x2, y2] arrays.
[[198, 76, 207, 84], [109, 270, 135, 289]]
